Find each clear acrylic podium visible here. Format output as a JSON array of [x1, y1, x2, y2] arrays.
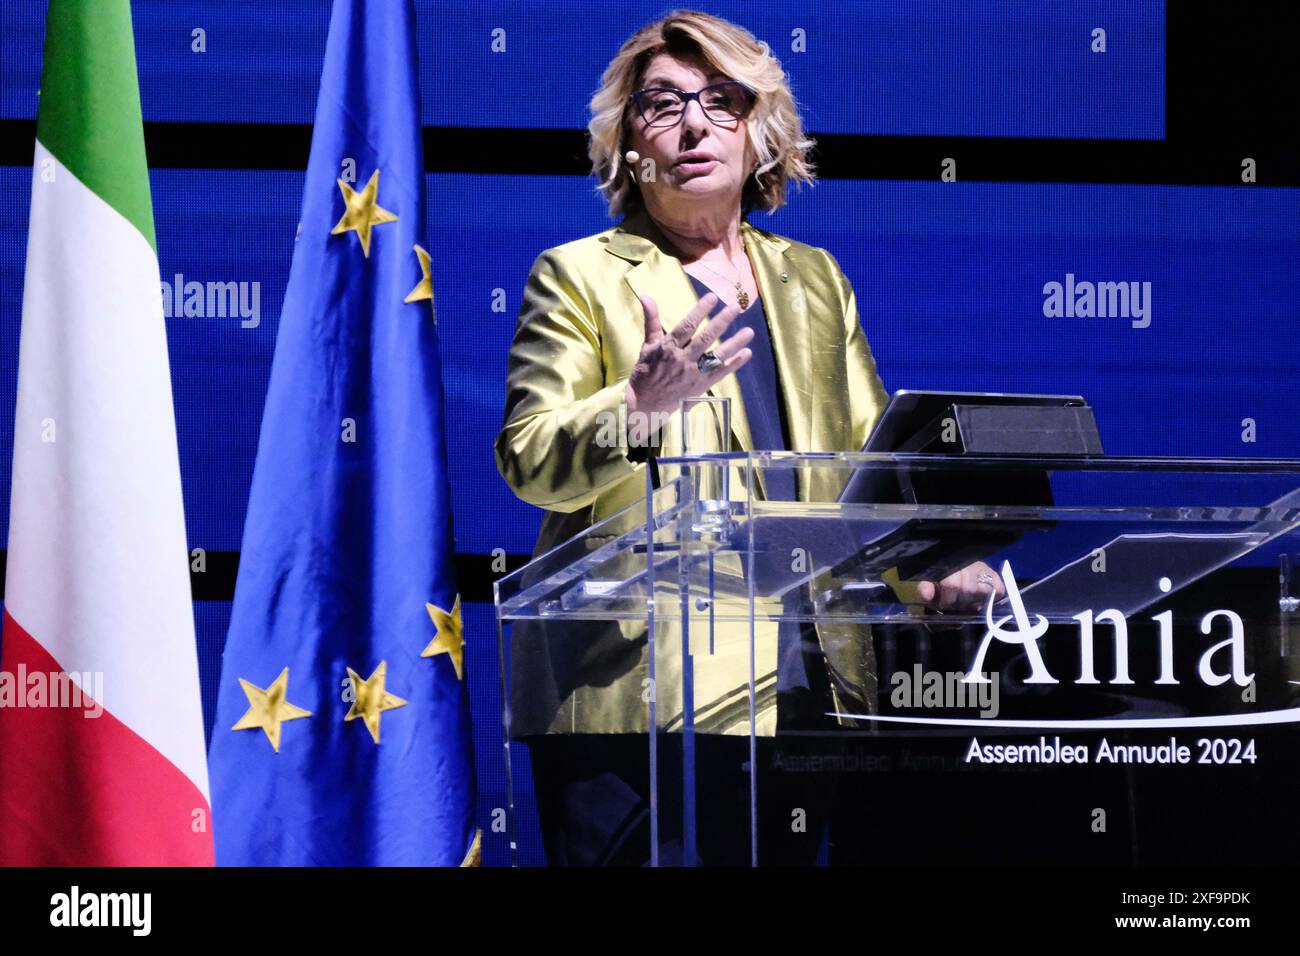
[[496, 403, 1300, 866]]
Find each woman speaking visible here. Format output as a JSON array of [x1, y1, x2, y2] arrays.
[[495, 10, 998, 865]]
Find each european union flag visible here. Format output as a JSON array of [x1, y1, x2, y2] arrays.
[[208, 0, 478, 866]]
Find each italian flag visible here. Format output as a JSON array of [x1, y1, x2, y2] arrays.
[[0, 0, 213, 864]]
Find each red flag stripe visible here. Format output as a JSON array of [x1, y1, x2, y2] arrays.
[[0, 611, 214, 866]]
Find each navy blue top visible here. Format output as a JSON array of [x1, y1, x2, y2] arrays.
[[687, 273, 812, 694], [686, 273, 796, 503]]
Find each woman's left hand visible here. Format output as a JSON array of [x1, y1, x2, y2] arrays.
[[916, 560, 1006, 611]]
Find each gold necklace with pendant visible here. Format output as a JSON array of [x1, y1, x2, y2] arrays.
[[696, 255, 751, 310]]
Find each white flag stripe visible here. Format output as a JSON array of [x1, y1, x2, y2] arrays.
[[6, 143, 209, 801]]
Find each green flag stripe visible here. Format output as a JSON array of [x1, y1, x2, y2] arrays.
[[36, 0, 155, 252]]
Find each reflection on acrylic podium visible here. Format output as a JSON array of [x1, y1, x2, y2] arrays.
[[496, 397, 1300, 865]]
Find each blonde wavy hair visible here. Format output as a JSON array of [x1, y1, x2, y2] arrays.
[[588, 9, 817, 220]]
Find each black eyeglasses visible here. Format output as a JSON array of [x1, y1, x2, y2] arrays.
[[628, 80, 756, 129]]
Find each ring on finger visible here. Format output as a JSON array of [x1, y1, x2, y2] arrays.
[[697, 350, 723, 373]]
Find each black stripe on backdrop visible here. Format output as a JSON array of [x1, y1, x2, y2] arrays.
[[0, 554, 1282, 613], [0, 119, 1295, 185], [0, 551, 528, 604], [0, 119, 1296, 185]]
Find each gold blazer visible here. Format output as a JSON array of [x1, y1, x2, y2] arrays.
[[495, 205, 898, 737]]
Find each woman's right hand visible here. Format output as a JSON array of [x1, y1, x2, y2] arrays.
[[624, 292, 754, 418]]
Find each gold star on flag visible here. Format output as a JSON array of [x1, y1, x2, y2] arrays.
[[344, 661, 407, 744], [231, 668, 312, 753], [404, 244, 434, 304], [423, 594, 464, 680], [330, 169, 397, 257]]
